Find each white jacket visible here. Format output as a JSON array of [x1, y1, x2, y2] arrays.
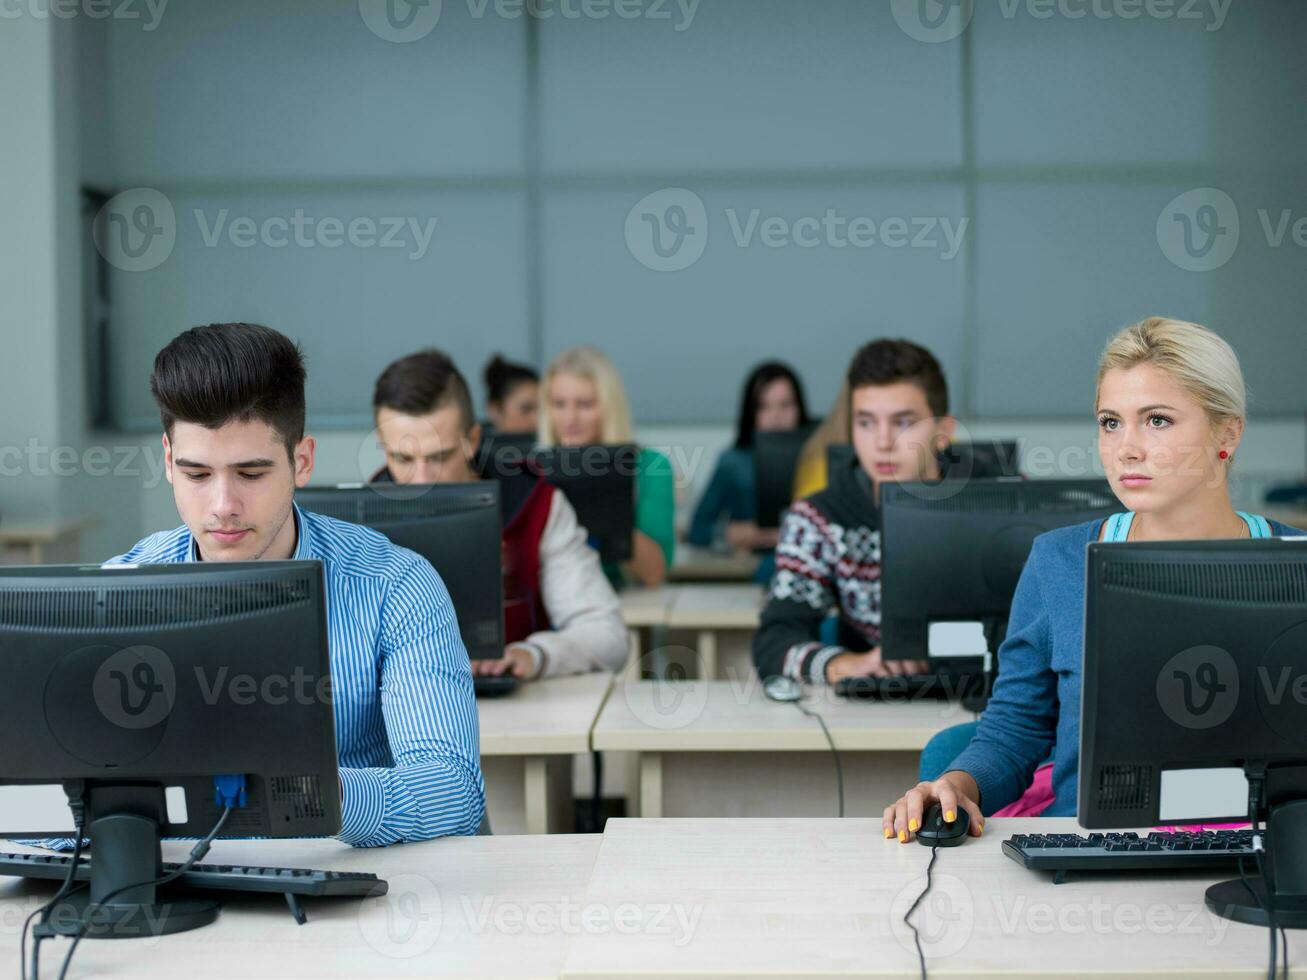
[[513, 489, 628, 679]]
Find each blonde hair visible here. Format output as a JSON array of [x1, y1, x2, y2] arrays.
[[791, 381, 851, 497], [539, 346, 635, 445], [1096, 317, 1246, 424]]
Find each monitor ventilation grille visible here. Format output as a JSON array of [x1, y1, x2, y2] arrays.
[[0, 578, 313, 632], [1097, 765, 1152, 812], [1103, 561, 1307, 605], [272, 774, 326, 820]]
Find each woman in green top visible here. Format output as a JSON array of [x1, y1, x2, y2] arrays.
[[539, 346, 675, 588]]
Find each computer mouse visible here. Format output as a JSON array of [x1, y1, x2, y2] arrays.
[[763, 675, 803, 702], [916, 803, 970, 846]]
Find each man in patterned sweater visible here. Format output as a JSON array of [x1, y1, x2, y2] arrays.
[[752, 339, 961, 686]]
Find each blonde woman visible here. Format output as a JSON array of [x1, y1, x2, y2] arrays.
[[791, 381, 851, 500], [539, 347, 675, 588], [883, 317, 1303, 842]]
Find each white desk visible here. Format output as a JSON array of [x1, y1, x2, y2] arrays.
[[594, 679, 974, 819], [668, 544, 759, 583], [0, 833, 601, 980], [666, 583, 764, 679], [562, 817, 1307, 978], [0, 517, 97, 565], [477, 673, 613, 834]]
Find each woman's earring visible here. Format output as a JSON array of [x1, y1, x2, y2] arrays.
[[1219, 450, 1230, 460]]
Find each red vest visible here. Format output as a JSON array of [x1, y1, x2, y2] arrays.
[[501, 477, 556, 645]]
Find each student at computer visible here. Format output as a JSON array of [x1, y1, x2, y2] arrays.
[[539, 346, 675, 589], [688, 361, 811, 554], [484, 353, 539, 436], [752, 339, 957, 686], [882, 317, 1303, 843], [370, 349, 627, 682], [108, 323, 485, 846]]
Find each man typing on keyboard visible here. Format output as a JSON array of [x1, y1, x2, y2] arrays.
[[52, 322, 485, 849]]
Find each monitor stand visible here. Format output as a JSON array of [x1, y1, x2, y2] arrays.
[[961, 615, 1007, 714], [1206, 772, 1307, 929], [43, 784, 220, 940]]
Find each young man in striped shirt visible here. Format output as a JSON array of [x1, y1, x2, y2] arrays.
[[108, 323, 485, 846]]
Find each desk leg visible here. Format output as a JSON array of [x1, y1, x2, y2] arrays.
[[624, 627, 643, 680], [523, 756, 575, 834], [697, 629, 718, 679], [638, 753, 664, 818]]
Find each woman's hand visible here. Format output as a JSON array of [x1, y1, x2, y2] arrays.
[[882, 771, 984, 843]]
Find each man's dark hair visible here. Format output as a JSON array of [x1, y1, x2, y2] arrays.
[[150, 323, 306, 459], [845, 339, 950, 418], [373, 349, 474, 432]]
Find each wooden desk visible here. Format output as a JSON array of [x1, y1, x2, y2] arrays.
[[0, 833, 601, 980], [594, 679, 974, 819], [668, 544, 759, 583], [666, 584, 765, 679], [562, 817, 1307, 978], [0, 517, 97, 565], [478, 673, 613, 835]]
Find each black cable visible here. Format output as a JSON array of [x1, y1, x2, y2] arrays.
[[55, 806, 233, 980], [904, 845, 939, 980], [794, 700, 844, 818], [23, 785, 88, 980]]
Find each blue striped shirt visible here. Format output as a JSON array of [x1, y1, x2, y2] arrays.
[[105, 504, 485, 847]]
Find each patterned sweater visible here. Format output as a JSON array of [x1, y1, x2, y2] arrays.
[[752, 454, 883, 684]]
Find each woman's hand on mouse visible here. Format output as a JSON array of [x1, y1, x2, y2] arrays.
[[883, 771, 985, 843]]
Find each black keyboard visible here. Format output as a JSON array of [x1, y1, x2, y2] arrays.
[[0, 851, 387, 898], [475, 675, 519, 698], [836, 672, 982, 701], [1003, 829, 1256, 874]]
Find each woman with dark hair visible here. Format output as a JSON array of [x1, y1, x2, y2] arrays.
[[688, 361, 810, 552], [483, 353, 539, 435]]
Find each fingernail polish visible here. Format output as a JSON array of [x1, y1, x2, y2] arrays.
[[898, 831, 908, 843], [908, 819, 919, 832], [884, 827, 893, 839], [945, 810, 956, 822]]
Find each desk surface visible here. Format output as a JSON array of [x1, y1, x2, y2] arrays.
[[594, 679, 974, 752], [0, 833, 601, 980], [668, 544, 760, 583], [666, 583, 765, 630], [477, 672, 614, 756], [617, 586, 678, 628], [0, 516, 98, 543], [562, 817, 1307, 978]]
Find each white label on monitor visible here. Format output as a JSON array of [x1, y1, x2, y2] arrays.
[[1159, 768, 1248, 823], [165, 786, 188, 825], [0, 785, 78, 835], [928, 622, 988, 658]]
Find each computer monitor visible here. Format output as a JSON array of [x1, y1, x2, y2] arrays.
[[530, 444, 638, 564], [476, 430, 537, 480], [825, 439, 1021, 482], [754, 423, 820, 529], [295, 482, 503, 661], [0, 561, 340, 938], [1081, 537, 1307, 928], [879, 478, 1118, 664]]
